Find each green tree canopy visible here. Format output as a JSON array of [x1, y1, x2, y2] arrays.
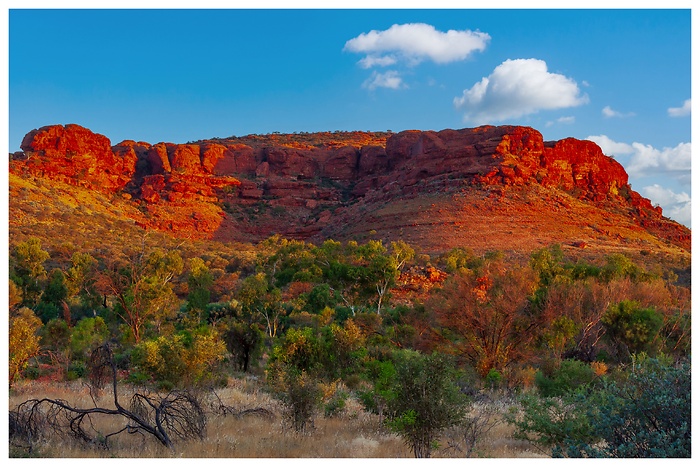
[[11, 237, 50, 306]]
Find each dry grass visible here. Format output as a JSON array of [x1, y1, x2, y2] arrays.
[[9, 378, 544, 459]]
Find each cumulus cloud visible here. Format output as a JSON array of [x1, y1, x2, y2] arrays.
[[545, 116, 576, 127], [587, 135, 691, 182], [587, 135, 691, 227], [602, 106, 635, 118], [586, 135, 635, 155], [345, 23, 490, 67], [362, 70, 405, 91], [453, 58, 589, 124], [641, 184, 691, 227], [358, 55, 397, 69], [625, 141, 691, 178], [668, 98, 691, 117]]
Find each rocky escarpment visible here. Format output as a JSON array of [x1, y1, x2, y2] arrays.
[[10, 123, 690, 252]]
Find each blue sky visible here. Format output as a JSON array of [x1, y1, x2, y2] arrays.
[[5, 3, 694, 226]]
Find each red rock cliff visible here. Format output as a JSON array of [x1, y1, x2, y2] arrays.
[[9, 123, 688, 249], [18, 124, 137, 192]]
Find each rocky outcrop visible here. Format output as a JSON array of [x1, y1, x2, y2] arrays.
[[12, 124, 240, 235], [9, 123, 689, 250], [360, 126, 631, 203], [18, 124, 137, 192]]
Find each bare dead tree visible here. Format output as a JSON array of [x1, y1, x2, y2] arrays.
[[9, 344, 206, 453], [442, 399, 505, 458]]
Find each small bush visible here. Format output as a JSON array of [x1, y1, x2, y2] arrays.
[[33, 302, 61, 324], [66, 361, 87, 380], [535, 359, 594, 397], [506, 391, 595, 454], [126, 371, 151, 385], [69, 317, 109, 361], [132, 328, 226, 387], [385, 350, 468, 458], [602, 300, 663, 358], [484, 368, 503, 389], [9, 307, 43, 386], [357, 359, 396, 417], [323, 390, 348, 418], [224, 321, 263, 373], [272, 366, 323, 433], [23, 365, 40, 380]]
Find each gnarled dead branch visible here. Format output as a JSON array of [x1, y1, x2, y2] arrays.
[[207, 388, 275, 420], [9, 344, 206, 452]]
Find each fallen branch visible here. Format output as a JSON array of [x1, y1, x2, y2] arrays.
[[208, 389, 275, 420], [9, 344, 206, 452]]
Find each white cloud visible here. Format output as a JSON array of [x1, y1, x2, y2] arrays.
[[557, 116, 575, 124], [453, 58, 589, 124], [586, 134, 691, 180], [345, 23, 490, 67], [641, 184, 691, 227], [586, 135, 635, 155], [602, 105, 635, 118], [586, 135, 691, 227], [358, 55, 397, 69], [668, 98, 691, 117], [545, 116, 575, 127], [362, 70, 405, 90], [587, 135, 691, 227], [625, 141, 691, 178]]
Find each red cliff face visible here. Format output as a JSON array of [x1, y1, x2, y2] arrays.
[[12, 124, 240, 236], [18, 124, 137, 192], [477, 127, 631, 200], [9, 123, 688, 250]]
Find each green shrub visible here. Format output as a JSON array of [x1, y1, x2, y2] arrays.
[[269, 327, 322, 373], [132, 327, 226, 387], [271, 366, 323, 433], [305, 284, 339, 314], [358, 359, 397, 416], [385, 350, 468, 458], [70, 317, 110, 361], [535, 359, 594, 397], [40, 318, 71, 353], [562, 359, 690, 458], [24, 365, 41, 380], [602, 300, 663, 358], [66, 361, 87, 380], [485, 368, 503, 389], [224, 321, 263, 372], [508, 358, 690, 458], [323, 390, 348, 418], [126, 371, 150, 385], [506, 391, 595, 454], [33, 301, 61, 323]]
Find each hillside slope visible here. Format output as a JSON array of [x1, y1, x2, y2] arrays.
[[9, 124, 690, 262]]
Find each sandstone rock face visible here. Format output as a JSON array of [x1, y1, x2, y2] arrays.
[[19, 124, 136, 192], [146, 143, 172, 175], [9, 123, 689, 251], [375, 126, 630, 205]]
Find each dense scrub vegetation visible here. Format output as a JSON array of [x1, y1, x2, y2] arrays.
[[8, 235, 691, 457]]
